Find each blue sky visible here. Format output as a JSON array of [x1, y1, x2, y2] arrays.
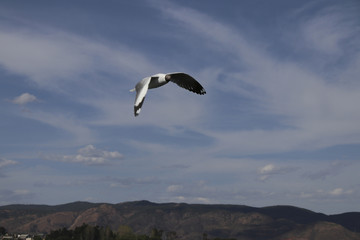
[[0, 0, 359, 214]]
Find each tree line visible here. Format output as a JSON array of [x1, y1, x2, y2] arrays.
[[45, 224, 235, 240], [1, 225, 235, 240], [45, 224, 167, 240]]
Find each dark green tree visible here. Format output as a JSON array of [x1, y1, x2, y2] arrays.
[[203, 233, 208, 240], [149, 228, 163, 240], [0, 226, 7, 235], [165, 231, 177, 240], [117, 225, 136, 240], [46, 227, 73, 240], [100, 226, 115, 240]]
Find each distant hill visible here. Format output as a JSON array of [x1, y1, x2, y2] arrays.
[[1, 200, 359, 240]]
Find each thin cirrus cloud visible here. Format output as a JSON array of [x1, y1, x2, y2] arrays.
[[106, 176, 160, 188], [0, 22, 161, 142], [0, 26, 157, 90], [303, 161, 352, 180], [300, 188, 355, 200], [22, 110, 94, 145], [0, 189, 34, 203], [155, 1, 360, 155], [299, 5, 359, 56]]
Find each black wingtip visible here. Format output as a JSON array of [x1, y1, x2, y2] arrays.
[[168, 73, 207, 95], [134, 97, 145, 117]]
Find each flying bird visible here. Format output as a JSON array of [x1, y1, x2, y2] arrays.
[[130, 72, 206, 116]]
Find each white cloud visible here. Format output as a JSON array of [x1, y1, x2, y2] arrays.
[[165, 196, 211, 204], [258, 163, 298, 181], [0, 157, 17, 179], [167, 184, 183, 193], [43, 145, 123, 165], [163, 180, 227, 205], [0, 157, 17, 168], [258, 164, 275, 181], [77, 144, 122, 159], [64, 144, 123, 165], [329, 188, 343, 196], [329, 188, 353, 196], [259, 164, 275, 174], [171, 196, 186, 202], [11, 93, 38, 105]]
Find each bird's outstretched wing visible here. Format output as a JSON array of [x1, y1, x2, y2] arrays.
[[133, 77, 151, 116], [167, 73, 206, 95]]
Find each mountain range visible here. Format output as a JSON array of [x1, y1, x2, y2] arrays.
[[1, 201, 360, 240]]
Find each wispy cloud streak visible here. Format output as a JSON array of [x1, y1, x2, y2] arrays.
[[155, 1, 360, 154]]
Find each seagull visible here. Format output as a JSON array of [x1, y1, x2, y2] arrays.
[[130, 72, 206, 116]]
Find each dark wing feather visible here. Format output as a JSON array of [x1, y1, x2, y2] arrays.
[[168, 73, 206, 95], [134, 96, 145, 116]]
